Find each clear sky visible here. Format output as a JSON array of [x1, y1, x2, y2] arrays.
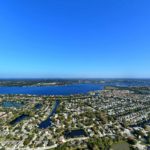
[[0, 0, 150, 78]]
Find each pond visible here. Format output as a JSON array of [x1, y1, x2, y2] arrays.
[[2, 101, 24, 108], [64, 129, 87, 139], [38, 118, 51, 129], [10, 114, 29, 125], [34, 103, 42, 109]]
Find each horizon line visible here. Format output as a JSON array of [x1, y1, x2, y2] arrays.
[[0, 77, 150, 80]]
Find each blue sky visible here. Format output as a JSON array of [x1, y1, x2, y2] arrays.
[[0, 0, 150, 78]]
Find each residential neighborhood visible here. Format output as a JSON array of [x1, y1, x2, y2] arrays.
[[0, 86, 150, 149]]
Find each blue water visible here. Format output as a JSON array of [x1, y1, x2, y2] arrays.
[[10, 114, 29, 125], [49, 100, 59, 117], [64, 129, 87, 138], [2, 101, 23, 108], [39, 100, 60, 129], [38, 118, 51, 129], [35, 103, 42, 109], [0, 81, 150, 96], [0, 84, 104, 95]]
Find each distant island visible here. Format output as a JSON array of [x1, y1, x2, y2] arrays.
[[0, 79, 73, 87], [0, 79, 150, 87]]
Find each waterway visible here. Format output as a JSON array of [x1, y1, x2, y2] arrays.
[[10, 114, 29, 125], [0, 84, 103, 95], [39, 100, 60, 129], [0, 80, 150, 95]]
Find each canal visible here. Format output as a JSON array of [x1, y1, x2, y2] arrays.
[[39, 100, 60, 129]]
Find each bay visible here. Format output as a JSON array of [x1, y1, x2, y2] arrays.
[[0, 80, 150, 96], [0, 84, 104, 95]]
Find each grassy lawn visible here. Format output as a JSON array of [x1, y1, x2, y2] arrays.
[[111, 141, 130, 150]]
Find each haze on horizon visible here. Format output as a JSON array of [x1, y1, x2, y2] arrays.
[[0, 0, 150, 78]]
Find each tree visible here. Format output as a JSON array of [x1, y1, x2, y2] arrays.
[[127, 137, 137, 145]]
